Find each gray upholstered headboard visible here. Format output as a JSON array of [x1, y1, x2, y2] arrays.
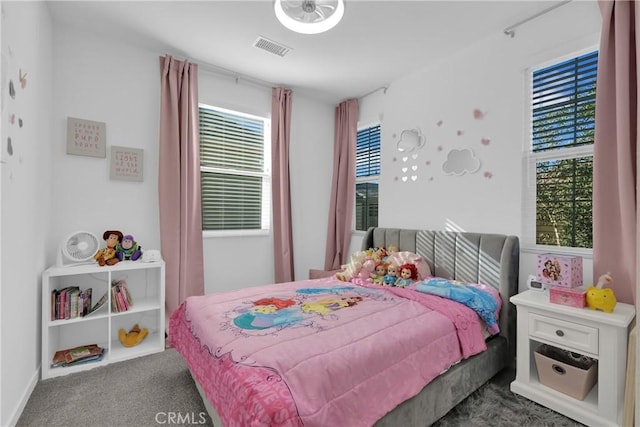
[[362, 227, 520, 365]]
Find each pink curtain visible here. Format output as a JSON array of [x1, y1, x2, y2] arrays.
[[593, 0, 637, 305], [271, 87, 294, 283], [324, 99, 359, 271], [158, 55, 205, 320]]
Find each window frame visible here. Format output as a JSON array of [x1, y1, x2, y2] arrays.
[[521, 48, 597, 257], [354, 122, 381, 232], [198, 103, 272, 238]]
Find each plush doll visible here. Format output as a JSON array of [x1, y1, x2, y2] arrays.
[[116, 234, 142, 261], [94, 230, 123, 266], [118, 324, 148, 347], [395, 263, 418, 287], [336, 250, 367, 282], [586, 273, 617, 313], [357, 259, 376, 281], [366, 246, 388, 262]]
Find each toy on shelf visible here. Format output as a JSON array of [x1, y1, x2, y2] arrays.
[[118, 324, 148, 347], [586, 273, 617, 313], [141, 249, 162, 262], [116, 234, 143, 261], [93, 230, 123, 267]]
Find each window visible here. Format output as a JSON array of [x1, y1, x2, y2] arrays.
[[199, 104, 271, 232], [355, 124, 380, 231], [527, 50, 597, 249]]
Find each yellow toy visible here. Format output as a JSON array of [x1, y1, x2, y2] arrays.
[[586, 273, 617, 313], [118, 323, 148, 347]]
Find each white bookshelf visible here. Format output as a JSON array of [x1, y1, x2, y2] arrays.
[[41, 260, 165, 379]]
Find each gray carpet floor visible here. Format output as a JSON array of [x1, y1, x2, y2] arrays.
[[17, 348, 584, 427]]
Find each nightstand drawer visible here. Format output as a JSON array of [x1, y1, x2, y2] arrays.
[[529, 313, 598, 355]]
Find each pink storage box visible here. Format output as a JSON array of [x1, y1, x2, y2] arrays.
[[537, 254, 583, 288], [549, 286, 587, 308]]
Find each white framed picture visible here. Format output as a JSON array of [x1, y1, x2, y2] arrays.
[[66, 117, 106, 158], [110, 145, 143, 182]]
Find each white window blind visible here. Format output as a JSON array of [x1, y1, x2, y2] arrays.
[[355, 124, 380, 231], [524, 50, 596, 250], [199, 104, 271, 232]]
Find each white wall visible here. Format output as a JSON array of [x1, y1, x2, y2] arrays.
[[357, 1, 601, 291], [1, 1, 53, 425], [51, 26, 162, 260], [51, 27, 334, 294]]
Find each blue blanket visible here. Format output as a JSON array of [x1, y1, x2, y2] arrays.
[[416, 278, 499, 334]]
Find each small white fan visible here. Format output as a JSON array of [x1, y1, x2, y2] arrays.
[[56, 231, 100, 267]]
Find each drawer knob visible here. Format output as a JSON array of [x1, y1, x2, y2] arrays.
[[555, 330, 565, 337], [552, 364, 566, 375]]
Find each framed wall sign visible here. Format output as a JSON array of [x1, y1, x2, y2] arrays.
[[110, 146, 144, 182], [66, 117, 106, 158]]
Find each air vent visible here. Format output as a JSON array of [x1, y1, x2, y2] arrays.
[[253, 36, 291, 57]]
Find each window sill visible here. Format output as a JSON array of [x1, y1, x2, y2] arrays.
[[520, 244, 593, 259], [203, 229, 270, 239]]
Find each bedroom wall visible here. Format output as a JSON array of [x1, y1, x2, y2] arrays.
[[1, 1, 53, 425], [357, 0, 601, 291], [51, 26, 334, 295]]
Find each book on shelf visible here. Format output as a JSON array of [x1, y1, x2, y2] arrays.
[[85, 290, 108, 317], [51, 287, 93, 320], [51, 344, 105, 368], [111, 280, 133, 313]]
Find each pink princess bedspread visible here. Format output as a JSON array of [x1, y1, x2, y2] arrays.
[[169, 277, 488, 427]]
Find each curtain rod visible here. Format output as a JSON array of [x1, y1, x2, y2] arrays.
[[359, 85, 389, 99], [503, 0, 572, 38], [164, 52, 277, 90], [197, 59, 277, 91]]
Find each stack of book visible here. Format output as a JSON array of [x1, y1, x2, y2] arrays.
[[51, 287, 93, 320], [111, 279, 133, 312], [51, 344, 106, 368]]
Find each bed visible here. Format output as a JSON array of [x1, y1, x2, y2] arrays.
[[169, 227, 520, 426]]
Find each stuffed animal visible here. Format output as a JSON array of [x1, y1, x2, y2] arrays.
[[118, 324, 148, 347], [336, 250, 367, 282], [356, 259, 376, 282], [141, 249, 162, 263], [366, 246, 388, 262], [116, 234, 142, 261], [94, 230, 123, 266], [586, 273, 617, 313]]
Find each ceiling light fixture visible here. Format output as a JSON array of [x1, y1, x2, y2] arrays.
[[274, 0, 345, 35]]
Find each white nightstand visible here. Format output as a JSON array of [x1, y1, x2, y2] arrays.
[[510, 290, 635, 427]]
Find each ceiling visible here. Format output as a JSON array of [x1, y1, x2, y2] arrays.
[[47, 1, 563, 104]]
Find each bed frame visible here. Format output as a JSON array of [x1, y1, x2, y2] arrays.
[[191, 227, 520, 426], [363, 228, 519, 425]]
